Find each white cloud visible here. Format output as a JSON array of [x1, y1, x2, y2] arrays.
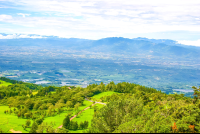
[[0, 34, 45, 39], [177, 40, 200, 47], [0, 14, 12, 21], [17, 13, 30, 18], [0, 0, 200, 40]]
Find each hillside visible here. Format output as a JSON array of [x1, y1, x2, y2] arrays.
[[0, 78, 200, 133]]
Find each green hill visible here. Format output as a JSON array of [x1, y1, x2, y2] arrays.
[[0, 78, 199, 133]]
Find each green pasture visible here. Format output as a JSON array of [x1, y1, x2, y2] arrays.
[[91, 91, 118, 102], [43, 100, 93, 129], [70, 103, 105, 133], [69, 108, 94, 133], [69, 104, 104, 133], [50, 91, 56, 94], [0, 106, 30, 133], [0, 100, 93, 133], [0, 80, 12, 87], [32, 91, 38, 95]]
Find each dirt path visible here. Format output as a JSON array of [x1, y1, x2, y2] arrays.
[[9, 129, 22, 133], [58, 100, 106, 128]]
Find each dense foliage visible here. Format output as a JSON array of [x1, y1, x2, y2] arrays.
[[0, 77, 42, 99], [88, 86, 200, 133], [0, 78, 199, 133]]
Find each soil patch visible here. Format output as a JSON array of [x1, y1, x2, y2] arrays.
[[9, 129, 22, 133]]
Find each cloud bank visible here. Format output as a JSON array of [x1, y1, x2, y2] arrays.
[[0, 0, 199, 43], [0, 34, 45, 39], [178, 40, 200, 47]]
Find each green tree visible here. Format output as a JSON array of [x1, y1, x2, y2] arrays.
[[69, 121, 78, 130], [26, 120, 31, 128], [63, 115, 70, 129], [24, 113, 31, 119], [192, 86, 200, 104], [79, 121, 84, 129], [83, 121, 89, 129], [29, 121, 38, 133], [36, 118, 44, 125]]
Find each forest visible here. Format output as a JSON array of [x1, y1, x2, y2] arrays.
[[0, 76, 200, 133]]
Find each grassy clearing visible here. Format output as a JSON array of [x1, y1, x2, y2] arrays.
[[43, 100, 93, 129], [0, 80, 12, 87], [91, 91, 118, 102], [50, 91, 56, 94], [0, 106, 30, 133], [0, 100, 93, 133], [69, 102, 106, 133], [32, 91, 38, 95], [95, 103, 105, 109], [69, 105, 94, 133]]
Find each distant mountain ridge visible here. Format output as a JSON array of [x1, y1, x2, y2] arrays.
[[0, 35, 200, 60]]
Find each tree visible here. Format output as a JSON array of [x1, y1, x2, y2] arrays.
[[94, 105, 98, 112], [46, 126, 55, 133], [69, 121, 78, 130], [17, 112, 21, 118], [63, 115, 70, 129], [73, 121, 78, 130], [24, 99, 34, 110], [36, 118, 44, 125], [21, 108, 28, 118], [79, 121, 84, 129], [84, 121, 89, 129], [66, 101, 73, 108], [192, 86, 200, 104], [74, 103, 80, 112], [26, 120, 31, 128], [36, 122, 46, 133], [29, 121, 38, 133], [22, 124, 26, 130], [9, 109, 12, 114], [24, 113, 31, 119]]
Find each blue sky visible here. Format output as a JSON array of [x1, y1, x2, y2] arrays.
[[0, 0, 200, 46]]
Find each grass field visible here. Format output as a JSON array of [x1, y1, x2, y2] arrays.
[[0, 96, 106, 133], [42, 100, 93, 129], [91, 91, 118, 102], [69, 102, 106, 133], [50, 91, 56, 94], [0, 80, 12, 87], [0, 106, 30, 133], [0, 100, 93, 133], [32, 91, 38, 95]]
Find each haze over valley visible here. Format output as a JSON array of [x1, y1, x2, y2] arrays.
[[0, 35, 199, 96]]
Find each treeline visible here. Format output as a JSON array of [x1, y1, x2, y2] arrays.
[[0, 77, 42, 90], [84, 81, 161, 98], [0, 84, 34, 99], [0, 77, 43, 99]]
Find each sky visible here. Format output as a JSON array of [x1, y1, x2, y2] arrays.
[[0, 0, 200, 46]]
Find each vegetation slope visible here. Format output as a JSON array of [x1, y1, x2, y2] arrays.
[[0, 77, 200, 133]]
